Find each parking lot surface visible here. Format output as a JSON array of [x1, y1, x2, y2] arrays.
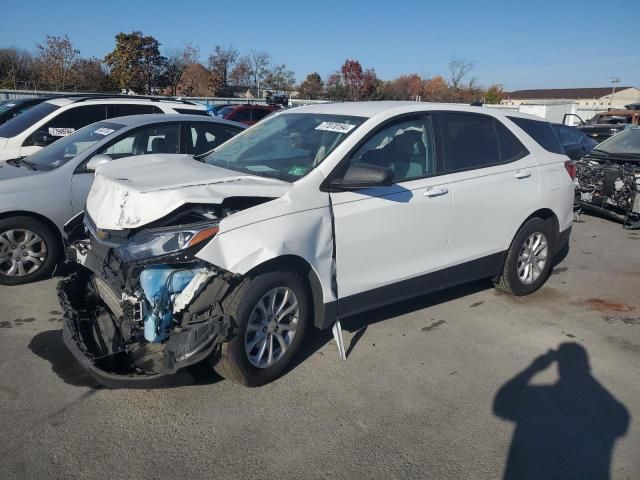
[[1, 215, 639, 480]]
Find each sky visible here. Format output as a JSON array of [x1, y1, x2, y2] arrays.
[[2, 0, 639, 91]]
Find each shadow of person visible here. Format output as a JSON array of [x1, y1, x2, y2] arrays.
[[493, 343, 630, 480]]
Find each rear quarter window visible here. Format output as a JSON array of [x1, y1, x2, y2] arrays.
[[508, 116, 564, 154], [174, 108, 210, 116]]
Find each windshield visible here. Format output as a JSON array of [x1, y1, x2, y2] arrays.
[[0, 102, 60, 138], [217, 106, 236, 117], [26, 121, 124, 171], [594, 128, 640, 156], [202, 113, 365, 182]]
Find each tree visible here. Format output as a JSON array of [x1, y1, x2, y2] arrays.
[[35, 35, 79, 89], [423, 75, 450, 102], [341, 59, 364, 101], [297, 72, 324, 99], [208, 45, 239, 95], [71, 57, 113, 92], [484, 84, 505, 104], [382, 74, 424, 100], [0, 48, 33, 89], [325, 72, 348, 101], [248, 50, 270, 94], [229, 55, 252, 88], [263, 63, 296, 93], [104, 31, 165, 94], [177, 63, 211, 96], [163, 44, 199, 96]]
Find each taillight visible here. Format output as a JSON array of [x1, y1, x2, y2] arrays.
[[564, 160, 577, 180]]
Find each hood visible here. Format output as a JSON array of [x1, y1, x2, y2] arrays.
[[0, 137, 7, 150], [86, 154, 293, 230], [0, 161, 42, 181]]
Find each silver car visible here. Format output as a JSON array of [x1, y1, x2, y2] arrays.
[[0, 114, 245, 285]]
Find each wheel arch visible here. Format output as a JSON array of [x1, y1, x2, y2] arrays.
[[0, 210, 64, 245], [243, 254, 334, 331], [504, 207, 560, 264]]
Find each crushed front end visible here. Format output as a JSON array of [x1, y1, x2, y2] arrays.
[[59, 206, 240, 387]]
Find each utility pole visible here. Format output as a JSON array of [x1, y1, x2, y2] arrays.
[[610, 77, 620, 106]]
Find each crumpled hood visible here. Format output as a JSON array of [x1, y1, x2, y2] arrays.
[[86, 154, 292, 230], [0, 137, 7, 150]]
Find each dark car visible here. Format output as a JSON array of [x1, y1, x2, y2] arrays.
[[552, 123, 598, 160], [574, 128, 640, 228], [0, 97, 51, 126], [220, 104, 280, 125], [565, 110, 640, 143]]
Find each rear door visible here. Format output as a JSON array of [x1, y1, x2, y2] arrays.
[[329, 114, 451, 315], [438, 112, 538, 280]]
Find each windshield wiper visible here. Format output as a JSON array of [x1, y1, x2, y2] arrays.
[[7, 157, 37, 171]]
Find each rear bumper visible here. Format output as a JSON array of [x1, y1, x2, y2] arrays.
[[556, 225, 572, 253]]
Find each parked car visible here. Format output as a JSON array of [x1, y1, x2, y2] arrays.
[[574, 127, 640, 228], [0, 97, 54, 126], [565, 110, 640, 143], [0, 95, 211, 161], [60, 101, 574, 387], [219, 104, 280, 125], [551, 123, 598, 160], [209, 103, 235, 117], [0, 114, 244, 285]]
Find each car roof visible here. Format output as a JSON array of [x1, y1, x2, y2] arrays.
[[44, 96, 206, 108], [104, 113, 247, 129]]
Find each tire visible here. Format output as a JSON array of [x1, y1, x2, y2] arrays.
[[494, 217, 555, 296], [0, 216, 61, 286], [214, 269, 310, 387]]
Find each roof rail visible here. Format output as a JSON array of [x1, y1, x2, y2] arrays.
[[68, 94, 199, 105]]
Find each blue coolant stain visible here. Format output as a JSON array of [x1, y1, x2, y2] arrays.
[[139, 266, 197, 343]]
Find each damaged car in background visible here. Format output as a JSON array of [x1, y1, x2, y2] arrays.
[[60, 102, 574, 387], [574, 127, 640, 228]]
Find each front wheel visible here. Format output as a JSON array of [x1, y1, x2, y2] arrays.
[[494, 217, 555, 296], [214, 269, 310, 386]]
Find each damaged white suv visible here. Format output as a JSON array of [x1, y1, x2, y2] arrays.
[[60, 102, 574, 387]]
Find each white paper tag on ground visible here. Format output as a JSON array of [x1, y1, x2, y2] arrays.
[[94, 127, 115, 136], [48, 127, 75, 137], [315, 122, 357, 134]]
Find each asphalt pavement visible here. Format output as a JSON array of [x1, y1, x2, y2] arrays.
[[1, 214, 639, 480]]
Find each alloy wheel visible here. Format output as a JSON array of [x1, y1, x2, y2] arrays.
[[0, 229, 48, 277], [517, 232, 548, 285]]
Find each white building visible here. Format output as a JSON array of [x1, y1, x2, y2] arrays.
[[501, 87, 640, 108]]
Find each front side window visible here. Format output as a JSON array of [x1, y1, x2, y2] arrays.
[[25, 122, 125, 171], [0, 102, 60, 138], [99, 124, 181, 159], [38, 105, 108, 140], [347, 116, 437, 182], [187, 123, 242, 155], [202, 113, 365, 182]]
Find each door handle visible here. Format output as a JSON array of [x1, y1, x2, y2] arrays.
[[513, 169, 532, 179], [423, 186, 449, 197]]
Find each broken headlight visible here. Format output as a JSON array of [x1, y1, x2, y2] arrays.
[[117, 223, 219, 262]]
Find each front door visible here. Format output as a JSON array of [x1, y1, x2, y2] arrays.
[[329, 114, 451, 316]]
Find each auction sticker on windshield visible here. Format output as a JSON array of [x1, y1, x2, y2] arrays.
[[315, 122, 357, 134], [94, 127, 115, 136], [48, 127, 75, 137]]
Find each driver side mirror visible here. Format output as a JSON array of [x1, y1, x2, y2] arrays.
[[32, 130, 56, 147], [329, 164, 394, 190], [86, 154, 113, 172]]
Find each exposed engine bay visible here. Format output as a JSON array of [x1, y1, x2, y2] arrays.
[[59, 199, 271, 385], [575, 159, 640, 229]]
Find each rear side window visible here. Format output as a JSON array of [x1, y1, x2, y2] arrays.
[[187, 123, 243, 155], [508, 116, 564, 154], [0, 102, 60, 137], [495, 120, 529, 162], [110, 104, 161, 117], [555, 125, 583, 145], [439, 113, 499, 171], [174, 108, 209, 116]]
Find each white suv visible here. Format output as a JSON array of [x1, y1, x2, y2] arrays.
[[0, 95, 209, 161], [60, 101, 575, 387]]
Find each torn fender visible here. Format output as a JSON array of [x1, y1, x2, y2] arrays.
[[196, 205, 336, 304]]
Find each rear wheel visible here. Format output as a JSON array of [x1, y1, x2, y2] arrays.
[[0, 216, 60, 286], [494, 217, 554, 296], [214, 269, 310, 387]]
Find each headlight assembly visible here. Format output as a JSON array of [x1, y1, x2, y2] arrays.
[[117, 222, 219, 262]]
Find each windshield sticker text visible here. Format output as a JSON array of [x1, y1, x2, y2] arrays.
[[48, 127, 75, 137], [315, 122, 357, 134]]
